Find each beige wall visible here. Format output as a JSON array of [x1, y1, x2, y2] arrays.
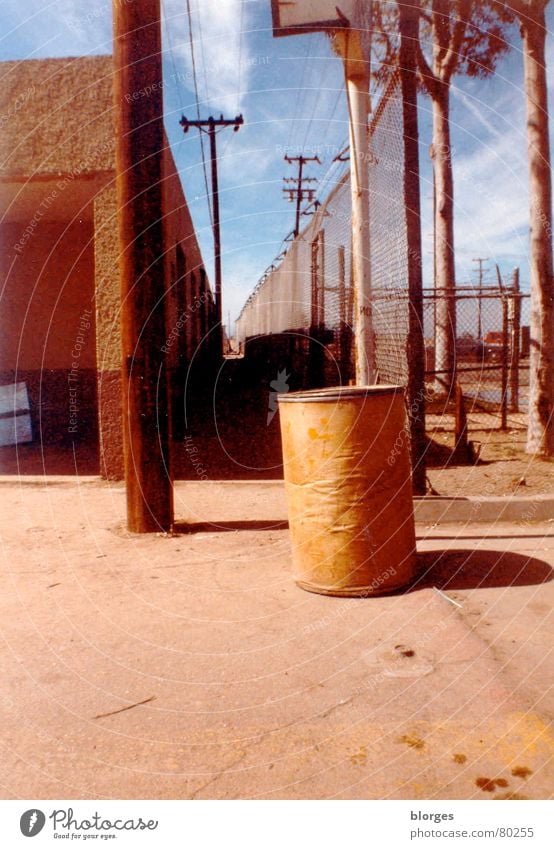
[[0, 56, 114, 179], [0, 218, 96, 370], [0, 217, 98, 443], [0, 55, 215, 474]]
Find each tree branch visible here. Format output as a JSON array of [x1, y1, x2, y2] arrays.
[[442, 0, 472, 81], [501, 0, 547, 28], [416, 38, 440, 98], [432, 2, 450, 68]]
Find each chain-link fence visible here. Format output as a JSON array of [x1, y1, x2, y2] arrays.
[[236, 72, 409, 389], [236, 69, 425, 482], [235, 66, 531, 481], [423, 285, 530, 433]]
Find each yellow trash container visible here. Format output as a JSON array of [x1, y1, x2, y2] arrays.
[[278, 385, 417, 596]]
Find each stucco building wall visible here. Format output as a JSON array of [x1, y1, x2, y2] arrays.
[[0, 55, 215, 477]]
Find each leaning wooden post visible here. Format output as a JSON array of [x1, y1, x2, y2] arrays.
[[113, 0, 173, 532], [399, 0, 427, 494]]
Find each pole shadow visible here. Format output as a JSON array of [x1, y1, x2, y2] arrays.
[[173, 519, 289, 534]]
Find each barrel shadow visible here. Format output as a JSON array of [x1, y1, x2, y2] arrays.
[[407, 548, 553, 592]]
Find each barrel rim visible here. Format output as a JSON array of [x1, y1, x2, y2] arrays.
[[278, 384, 403, 403]]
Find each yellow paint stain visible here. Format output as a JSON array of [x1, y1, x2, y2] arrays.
[[399, 734, 425, 750], [502, 712, 554, 760], [433, 712, 554, 764], [494, 792, 529, 800], [307, 427, 330, 442], [350, 746, 367, 765]]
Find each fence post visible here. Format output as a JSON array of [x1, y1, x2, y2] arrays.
[[318, 230, 326, 327], [338, 245, 350, 382], [454, 381, 470, 461], [309, 238, 323, 387], [509, 267, 521, 413], [501, 294, 509, 430], [338, 245, 346, 325]]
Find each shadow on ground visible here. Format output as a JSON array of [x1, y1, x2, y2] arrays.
[[173, 519, 289, 533], [410, 548, 553, 591]]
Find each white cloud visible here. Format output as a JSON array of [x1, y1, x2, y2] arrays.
[[164, 0, 250, 115]]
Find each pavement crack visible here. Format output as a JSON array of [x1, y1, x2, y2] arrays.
[[93, 695, 156, 719], [319, 696, 354, 720], [189, 749, 248, 799]]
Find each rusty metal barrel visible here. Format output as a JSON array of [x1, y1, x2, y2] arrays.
[[278, 385, 417, 596]]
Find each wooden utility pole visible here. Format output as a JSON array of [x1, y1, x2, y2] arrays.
[[282, 154, 320, 236], [180, 114, 243, 354], [399, 0, 426, 495], [113, 0, 173, 533]]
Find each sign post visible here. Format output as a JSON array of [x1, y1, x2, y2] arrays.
[[272, 0, 375, 384]]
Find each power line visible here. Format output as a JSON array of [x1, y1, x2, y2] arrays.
[[160, 0, 181, 98], [300, 61, 338, 151], [286, 35, 316, 152], [185, 0, 213, 227], [195, 0, 211, 108], [236, 0, 245, 114]]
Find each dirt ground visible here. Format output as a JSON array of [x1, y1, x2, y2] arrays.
[[1, 393, 553, 499], [426, 413, 554, 498]]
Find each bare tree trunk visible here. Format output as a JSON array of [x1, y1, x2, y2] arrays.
[[521, 5, 554, 456], [431, 83, 457, 396]]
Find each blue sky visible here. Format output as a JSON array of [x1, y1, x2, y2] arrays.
[[1, 0, 553, 327]]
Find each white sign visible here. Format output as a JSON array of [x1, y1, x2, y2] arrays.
[[271, 0, 356, 36]]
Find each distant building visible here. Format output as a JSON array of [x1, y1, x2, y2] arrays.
[[0, 55, 216, 478]]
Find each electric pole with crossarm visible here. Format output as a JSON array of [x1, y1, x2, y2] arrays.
[[282, 154, 321, 237], [180, 113, 243, 354]]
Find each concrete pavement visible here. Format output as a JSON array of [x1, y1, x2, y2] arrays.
[[0, 480, 552, 799]]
